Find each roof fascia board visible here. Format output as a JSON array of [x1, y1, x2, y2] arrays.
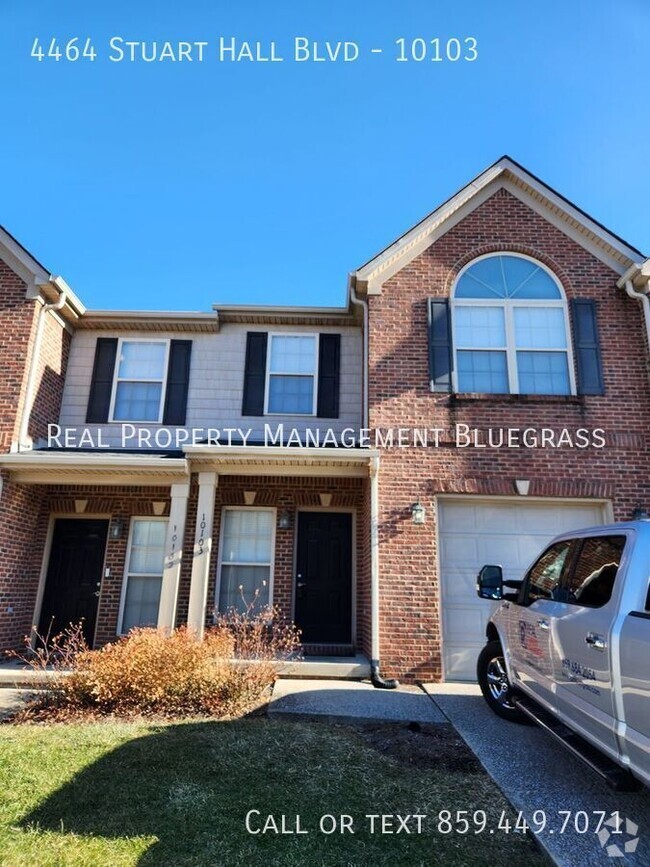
[[355, 157, 642, 292], [0, 227, 50, 287], [0, 452, 189, 472], [184, 445, 380, 461], [364, 179, 500, 293], [500, 177, 632, 276], [355, 163, 504, 287]]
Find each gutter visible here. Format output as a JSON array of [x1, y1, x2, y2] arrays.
[[17, 285, 67, 450]]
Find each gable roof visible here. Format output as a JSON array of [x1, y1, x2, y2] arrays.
[[351, 156, 646, 294]]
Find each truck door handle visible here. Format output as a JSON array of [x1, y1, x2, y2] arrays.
[[585, 632, 607, 651], [537, 619, 550, 630]]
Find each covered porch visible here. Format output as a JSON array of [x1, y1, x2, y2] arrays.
[[0, 447, 383, 679]]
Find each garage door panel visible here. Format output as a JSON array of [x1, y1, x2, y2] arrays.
[[438, 499, 604, 681], [445, 643, 485, 681], [442, 603, 494, 636]]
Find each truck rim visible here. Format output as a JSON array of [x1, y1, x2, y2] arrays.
[[486, 655, 515, 710]]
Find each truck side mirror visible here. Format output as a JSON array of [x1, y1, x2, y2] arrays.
[[477, 564, 503, 600]]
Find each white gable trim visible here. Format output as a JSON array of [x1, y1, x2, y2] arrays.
[[0, 226, 50, 288], [354, 158, 644, 293]]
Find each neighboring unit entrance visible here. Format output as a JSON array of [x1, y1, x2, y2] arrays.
[[437, 498, 606, 681], [295, 511, 352, 644], [38, 518, 109, 646]]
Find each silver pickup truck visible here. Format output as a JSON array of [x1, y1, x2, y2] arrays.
[[476, 520, 650, 791]]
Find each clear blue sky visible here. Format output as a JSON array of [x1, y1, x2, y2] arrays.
[[1, 1, 648, 310]]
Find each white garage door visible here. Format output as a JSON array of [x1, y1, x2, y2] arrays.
[[438, 498, 606, 681]]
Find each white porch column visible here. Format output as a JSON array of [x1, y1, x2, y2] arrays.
[[158, 482, 190, 632], [187, 472, 218, 637]]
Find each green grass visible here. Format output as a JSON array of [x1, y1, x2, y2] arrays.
[[0, 717, 547, 866]]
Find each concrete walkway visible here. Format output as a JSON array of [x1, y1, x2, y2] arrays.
[[269, 678, 446, 724], [423, 683, 650, 867], [0, 688, 33, 720]]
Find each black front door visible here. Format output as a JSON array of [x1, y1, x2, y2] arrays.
[[38, 519, 109, 646], [295, 512, 352, 643]]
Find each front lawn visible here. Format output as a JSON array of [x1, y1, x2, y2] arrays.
[[0, 718, 546, 866]]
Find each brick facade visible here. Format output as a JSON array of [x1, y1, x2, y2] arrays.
[[367, 188, 650, 681]]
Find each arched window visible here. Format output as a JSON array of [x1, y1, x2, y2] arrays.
[[452, 253, 574, 395]]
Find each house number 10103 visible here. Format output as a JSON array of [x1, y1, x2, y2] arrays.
[[395, 37, 478, 62]]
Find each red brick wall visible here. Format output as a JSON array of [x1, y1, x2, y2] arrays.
[[1, 477, 366, 654], [0, 480, 46, 651], [0, 261, 38, 450], [27, 308, 71, 445], [367, 188, 650, 681]]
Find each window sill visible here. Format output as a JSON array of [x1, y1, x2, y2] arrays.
[[448, 392, 585, 406]]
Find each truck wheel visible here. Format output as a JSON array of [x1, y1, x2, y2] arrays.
[[477, 641, 527, 723]]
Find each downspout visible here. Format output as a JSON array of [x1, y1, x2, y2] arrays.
[[350, 277, 398, 688], [348, 276, 368, 426], [369, 455, 398, 688], [620, 277, 650, 357], [18, 286, 67, 450]]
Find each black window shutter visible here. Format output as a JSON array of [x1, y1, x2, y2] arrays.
[[428, 299, 453, 392], [317, 333, 341, 418], [86, 338, 118, 422], [571, 300, 604, 395], [242, 332, 268, 416], [163, 340, 192, 425]]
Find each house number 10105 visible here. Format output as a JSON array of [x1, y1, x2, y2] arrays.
[[395, 37, 478, 62]]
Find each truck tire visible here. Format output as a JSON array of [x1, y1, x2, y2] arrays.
[[477, 640, 528, 723]]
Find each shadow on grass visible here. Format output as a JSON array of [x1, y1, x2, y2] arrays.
[[19, 716, 543, 867]]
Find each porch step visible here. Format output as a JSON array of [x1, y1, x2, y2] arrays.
[[0, 664, 61, 689], [277, 654, 370, 680]]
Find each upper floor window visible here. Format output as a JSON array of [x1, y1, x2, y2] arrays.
[[266, 334, 318, 415], [111, 340, 168, 422], [452, 254, 574, 395]]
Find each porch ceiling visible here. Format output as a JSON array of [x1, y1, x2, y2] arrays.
[[0, 452, 190, 486], [184, 445, 380, 478]]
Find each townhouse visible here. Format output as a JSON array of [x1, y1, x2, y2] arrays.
[[0, 156, 649, 683]]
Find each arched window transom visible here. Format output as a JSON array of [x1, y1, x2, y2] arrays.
[[452, 254, 574, 395]]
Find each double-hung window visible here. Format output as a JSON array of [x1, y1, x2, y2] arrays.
[[120, 518, 167, 633], [453, 254, 574, 395], [265, 335, 318, 415], [217, 509, 275, 613], [111, 340, 168, 422]]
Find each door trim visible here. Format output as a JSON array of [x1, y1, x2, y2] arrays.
[[292, 507, 356, 646], [33, 513, 112, 649], [434, 494, 613, 682]]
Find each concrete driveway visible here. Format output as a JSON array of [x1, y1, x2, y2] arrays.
[[424, 684, 650, 867]]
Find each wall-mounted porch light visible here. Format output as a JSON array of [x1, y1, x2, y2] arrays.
[[109, 518, 124, 539], [411, 501, 426, 525], [278, 509, 292, 530], [632, 506, 649, 521]]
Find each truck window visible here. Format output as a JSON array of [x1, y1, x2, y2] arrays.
[[524, 540, 574, 603], [562, 535, 626, 608]]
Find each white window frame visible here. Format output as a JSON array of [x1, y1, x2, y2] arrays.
[[215, 506, 277, 614], [264, 332, 319, 416], [109, 337, 170, 423], [451, 253, 577, 396], [117, 516, 169, 635]]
